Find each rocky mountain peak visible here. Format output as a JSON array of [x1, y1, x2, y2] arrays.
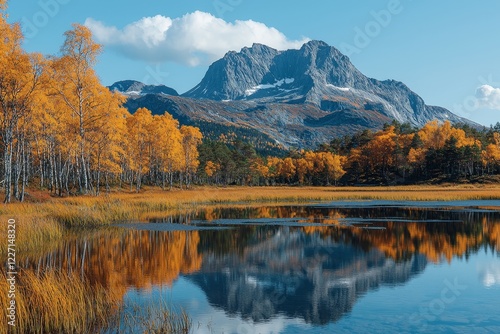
[[182, 39, 471, 127], [184, 43, 280, 101], [242, 42, 278, 54], [183, 40, 367, 103]]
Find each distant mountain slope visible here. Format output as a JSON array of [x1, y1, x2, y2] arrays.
[[124, 94, 287, 156], [114, 40, 478, 149], [109, 80, 179, 97]]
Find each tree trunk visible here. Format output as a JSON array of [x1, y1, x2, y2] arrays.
[[13, 137, 21, 200], [105, 172, 110, 193], [20, 141, 27, 202], [96, 169, 101, 196], [3, 142, 13, 203]]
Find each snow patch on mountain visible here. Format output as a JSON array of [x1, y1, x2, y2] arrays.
[[245, 78, 295, 96], [326, 84, 350, 92]]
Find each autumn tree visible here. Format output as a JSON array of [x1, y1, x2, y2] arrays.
[[364, 126, 397, 179], [418, 120, 478, 150], [483, 133, 500, 174], [416, 121, 482, 179], [180, 126, 203, 188], [0, 7, 43, 202], [204, 161, 220, 184], [126, 108, 153, 191], [280, 157, 296, 183], [295, 157, 312, 185], [266, 157, 282, 184], [88, 90, 128, 194], [250, 158, 269, 185], [47, 24, 105, 193], [150, 112, 183, 189], [322, 152, 346, 185], [0, 4, 210, 198]]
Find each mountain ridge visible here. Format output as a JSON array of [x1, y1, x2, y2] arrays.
[[112, 40, 478, 149], [109, 80, 179, 97]]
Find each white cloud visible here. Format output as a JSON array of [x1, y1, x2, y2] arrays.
[[85, 11, 309, 66], [475, 85, 500, 110], [479, 263, 500, 288]]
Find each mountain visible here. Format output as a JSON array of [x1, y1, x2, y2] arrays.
[[109, 80, 179, 97], [184, 40, 465, 126], [117, 41, 477, 149], [184, 43, 280, 101]]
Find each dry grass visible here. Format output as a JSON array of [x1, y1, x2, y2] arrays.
[[57, 184, 500, 218], [0, 269, 119, 334], [118, 302, 191, 334], [108, 184, 500, 203], [11, 185, 500, 227], [0, 205, 63, 256]]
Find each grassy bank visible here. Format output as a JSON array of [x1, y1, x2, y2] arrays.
[[0, 270, 118, 334], [0, 208, 63, 256], [47, 184, 500, 225], [7, 185, 500, 226], [0, 269, 191, 334]]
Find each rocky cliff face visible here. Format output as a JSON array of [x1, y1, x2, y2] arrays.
[[116, 40, 477, 149], [184, 43, 280, 100]]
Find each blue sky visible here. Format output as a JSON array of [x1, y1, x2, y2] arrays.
[[6, 0, 500, 126]]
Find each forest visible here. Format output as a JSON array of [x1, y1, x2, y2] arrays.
[[0, 17, 203, 202], [1, 7, 500, 203], [198, 120, 500, 186]]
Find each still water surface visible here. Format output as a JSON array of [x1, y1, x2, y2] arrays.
[[28, 201, 500, 333]]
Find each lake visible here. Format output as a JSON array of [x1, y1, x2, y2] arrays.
[[26, 201, 500, 333]]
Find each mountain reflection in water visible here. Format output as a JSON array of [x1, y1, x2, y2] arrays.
[[189, 228, 427, 325], [24, 205, 500, 327]]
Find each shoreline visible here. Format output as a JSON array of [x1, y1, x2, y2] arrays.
[[2, 185, 499, 255]]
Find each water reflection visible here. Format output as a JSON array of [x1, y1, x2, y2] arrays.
[[26, 229, 202, 301], [24, 205, 500, 329], [479, 262, 500, 288], [189, 228, 427, 324], [154, 205, 500, 263]]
